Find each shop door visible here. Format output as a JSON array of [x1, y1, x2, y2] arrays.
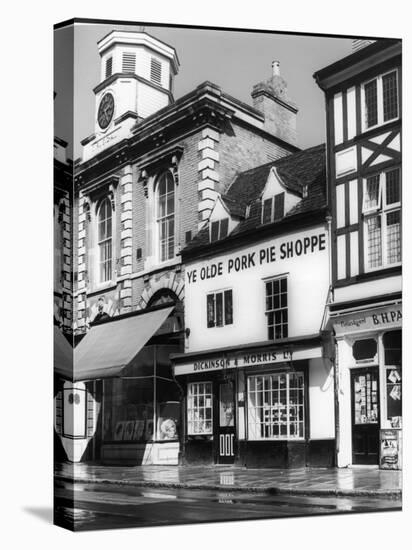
[[351, 368, 379, 465], [218, 382, 236, 464]]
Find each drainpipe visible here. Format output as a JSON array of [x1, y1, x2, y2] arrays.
[[334, 340, 340, 467]]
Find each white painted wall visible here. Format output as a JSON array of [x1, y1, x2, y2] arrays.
[[308, 358, 335, 439], [333, 92, 343, 145], [137, 82, 170, 119], [185, 224, 329, 353], [335, 274, 401, 304]]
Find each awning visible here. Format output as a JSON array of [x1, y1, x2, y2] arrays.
[[71, 306, 174, 382], [54, 326, 74, 379]]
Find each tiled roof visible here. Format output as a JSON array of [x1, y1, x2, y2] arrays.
[[184, 143, 326, 254]]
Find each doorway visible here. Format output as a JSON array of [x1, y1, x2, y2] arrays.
[[351, 367, 379, 465], [217, 382, 236, 464]]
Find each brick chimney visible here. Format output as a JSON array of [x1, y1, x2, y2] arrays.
[[251, 61, 298, 146]]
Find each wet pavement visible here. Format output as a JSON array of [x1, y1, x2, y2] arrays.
[[55, 462, 402, 498], [54, 478, 401, 531]]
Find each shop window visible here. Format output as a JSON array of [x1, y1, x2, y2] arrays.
[[207, 289, 233, 328], [102, 378, 180, 442], [247, 373, 304, 440], [362, 70, 399, 130], [352, 338, 377, 363], [262, 192, 285, 224], [187, 382, 213, 435], [210, 218, 229, 242], [363, 168, 401, 270], [384, 330, 402, 428], [265, 276, 288, 340], [156, 171, 175, 262], [97, 198, 112, 282]]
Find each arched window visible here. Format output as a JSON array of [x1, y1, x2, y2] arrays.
[[156, 171, 175, 262], [97, 198, 112, 282]]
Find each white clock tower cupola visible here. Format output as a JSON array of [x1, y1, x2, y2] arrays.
[[81, 31, 179, 161]]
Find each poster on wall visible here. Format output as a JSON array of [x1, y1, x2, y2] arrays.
[[380, 429, 402, 470]]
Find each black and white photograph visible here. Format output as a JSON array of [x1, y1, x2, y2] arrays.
[[3, 3, 408, 547], [52, 17, 403, 532]]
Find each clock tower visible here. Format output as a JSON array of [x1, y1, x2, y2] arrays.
[[82, 31, 179, 161]]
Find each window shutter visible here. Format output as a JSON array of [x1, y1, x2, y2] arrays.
[[207, 294, 215, 327], [122, 52, 136, 73], [185, 230, 192, 243], [105, 57, 113, 79], [150, 58, 162, 85], [274, 192, 285, 221], [210, 221, 219, 242], [224, 290, 233, 325], [220, 218, 229, 239], [262, 198, 272, 224]]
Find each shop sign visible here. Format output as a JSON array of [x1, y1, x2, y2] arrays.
[[380, 429, 402, 470], [333, 304, 402, 336], [173, 346, 322, 375], [186, 232, 327, 285]]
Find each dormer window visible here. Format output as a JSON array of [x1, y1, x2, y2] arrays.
[[105, 57, 113, 79], [262, 192, 285, 224], [150, 58, 162, 85], [210, 218, 229, 243], [122, 52, 136, 73]]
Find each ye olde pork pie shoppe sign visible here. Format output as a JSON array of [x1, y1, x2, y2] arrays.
[[186, 232, 327, 285]]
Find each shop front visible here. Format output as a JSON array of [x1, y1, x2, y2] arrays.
[[331, 301, 402, 469], [55, 304, 183, 465], [173, 336, 335, 469]]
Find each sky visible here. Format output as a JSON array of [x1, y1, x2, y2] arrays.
[[54, 22, 355, 160]]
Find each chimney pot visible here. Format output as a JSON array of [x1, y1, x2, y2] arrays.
[[272, 60, 280, 76]]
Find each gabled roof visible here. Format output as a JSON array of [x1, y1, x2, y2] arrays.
[[183, 143, 326, 256]]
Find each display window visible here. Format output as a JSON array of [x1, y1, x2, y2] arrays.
[[103, 378, 180, 442], [383, 330, 402, 428], [187, 382, 213, 435], [247, 372, 304, 440]]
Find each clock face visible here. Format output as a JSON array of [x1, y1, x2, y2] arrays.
[[97, 93, 115, 130]]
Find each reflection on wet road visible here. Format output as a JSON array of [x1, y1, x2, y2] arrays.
[[54, 479, 401, 531]]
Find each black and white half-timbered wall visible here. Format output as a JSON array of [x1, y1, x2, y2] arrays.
[[314, 39, 402, 469]]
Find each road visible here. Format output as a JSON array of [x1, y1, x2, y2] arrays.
[[54, 479, 401, 531]]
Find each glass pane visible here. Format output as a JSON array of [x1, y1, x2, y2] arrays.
[[215, 292, 223, 327], [364, 175, 380, 210], [262, 198, 272, 224], [386, 169, 400, 205], [274, 192, 285, 220], [224, 290, 233, 325], [210, 221, 219, 242], [386, 210, 401, 264], [207, 294, 215, 327], [383, 330, 402, 365], [367, 215, 382, 268], [220, 218, 229, 239], [352, 339, 377, 361], [364, 79, 378, 127], [382, 71, 398, 121]]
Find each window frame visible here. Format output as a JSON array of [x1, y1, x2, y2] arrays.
[[206, 288, 233, 328], [363, 167, 401, 272], [187, 382, 213, 435], [261, 192, 285, 224], [361, 69, 400, 132], [247, 372, 305, 441], [97, 197, 113, 284], [264, 275, 288, 340], [210, 218, 229, 242], [155, 171, 176, 263]]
